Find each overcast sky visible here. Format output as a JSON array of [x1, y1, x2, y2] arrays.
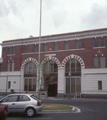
[[0, 0, 107, 57]]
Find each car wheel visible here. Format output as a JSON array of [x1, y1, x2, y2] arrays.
[[26, 108, 35, 117]]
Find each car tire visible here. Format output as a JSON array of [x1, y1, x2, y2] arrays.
[[26, 108, 35, 117]]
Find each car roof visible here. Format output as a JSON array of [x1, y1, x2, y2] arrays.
[[7, 93, 33, 96]]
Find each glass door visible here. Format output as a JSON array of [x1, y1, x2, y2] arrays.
[[71, 78, 75, 94], [66, 77, 81, 94], [24, 77, 36, 91]]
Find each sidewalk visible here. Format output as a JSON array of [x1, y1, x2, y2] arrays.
[[42, 96, 81, 100]]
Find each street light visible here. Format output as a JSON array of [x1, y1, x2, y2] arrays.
[[69, 72, 71, 100]]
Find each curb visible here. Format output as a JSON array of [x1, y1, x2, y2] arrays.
[[72, 106, 81, 113], [41, 106, 81, 114]]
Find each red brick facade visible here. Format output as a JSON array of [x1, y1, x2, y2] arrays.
[[1, 28, 107, 71], [1, 28, 107, 98]]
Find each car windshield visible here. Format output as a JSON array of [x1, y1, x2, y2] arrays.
[[30, 95, 41, 100]]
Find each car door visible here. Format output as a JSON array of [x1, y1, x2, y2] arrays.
[[17, 95, 31, 113], [1, 95, 18, 113]]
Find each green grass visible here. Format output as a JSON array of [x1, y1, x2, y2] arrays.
[[43, 104, 73, 110]]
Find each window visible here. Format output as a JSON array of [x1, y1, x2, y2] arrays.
[[8, 47, 11, 54], [12, 47, 15, 54], [100, 38, 105, 47], [54, 43, 58, 51], [24, 62, 37, 76], [71, 59, 75, 72], [34, 44, 38, 52], [44, 61, 58, 73], [65, 59, 81, 76], [66, 78, 70, 94], [24, 78, 36, 91], [18, 95, 30, 101], [76, 60, 81, 71], [24, 46, 28, 53], [65, 61, 70, 73], [43, 44, 48, 52], [66, 77, 81, 94], [100, 57, 106, 68], [98, 81, 102, 90], [31, 95, 39, 100], [94, 57, 99, 68], [7, 62, 10, 71], [65, 41, 69, 50], [94, 38, 98, 47], [94, 56, 106, 68], [2, 95, 18, 102], [11, 62, 15, 71], [8, 81, 11, 89], [7, 62, 15, 71], [76, 40, 81, 49], [7, 47, 15, 54]]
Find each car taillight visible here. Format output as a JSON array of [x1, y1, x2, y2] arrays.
[[37, 101, 40, 106]]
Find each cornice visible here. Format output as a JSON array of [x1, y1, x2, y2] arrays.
[[1, 29, 107, 47]]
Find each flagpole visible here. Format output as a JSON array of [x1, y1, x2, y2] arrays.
[[38, 0, 42, 93]]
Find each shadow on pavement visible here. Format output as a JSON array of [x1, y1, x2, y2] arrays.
[[7, 113, 43, 118]]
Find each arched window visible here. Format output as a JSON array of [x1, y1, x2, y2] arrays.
[[65, 59, 81, 94], [24, 62, 37, 91], [24, 62, 37, 77], [44, 61, 57, 73], [65, 59, 81, 76]]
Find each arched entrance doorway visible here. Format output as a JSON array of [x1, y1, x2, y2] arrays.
[[43, 60, 58, 97], [65, 59, 81, 95], [24, 61, 37, 91]]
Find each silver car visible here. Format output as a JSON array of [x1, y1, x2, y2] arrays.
[[0, 94, 43, 117]]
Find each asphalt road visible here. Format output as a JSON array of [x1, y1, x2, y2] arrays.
[[6, 98, 107, 120]]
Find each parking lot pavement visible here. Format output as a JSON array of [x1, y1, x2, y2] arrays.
[[4, 97, 107, 120]]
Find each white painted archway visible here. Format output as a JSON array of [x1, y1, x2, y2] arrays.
[[40, 56, 61, 70], [21, 57, 39, 70], [20, 57, 39, 92], [40, 56, 61, 96], [62, 54, 85, 68], [57, 54, 85, 97]]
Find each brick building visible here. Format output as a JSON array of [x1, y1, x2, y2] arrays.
[[0, 28, 107, 97]]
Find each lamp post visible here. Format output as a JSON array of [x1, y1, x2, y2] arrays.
[[69, 72, 71, 100]]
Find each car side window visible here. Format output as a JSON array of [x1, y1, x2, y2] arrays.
[[31, 95, 39, 100], [18, 95, 30, 101], [2, 95, 18, 102]]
